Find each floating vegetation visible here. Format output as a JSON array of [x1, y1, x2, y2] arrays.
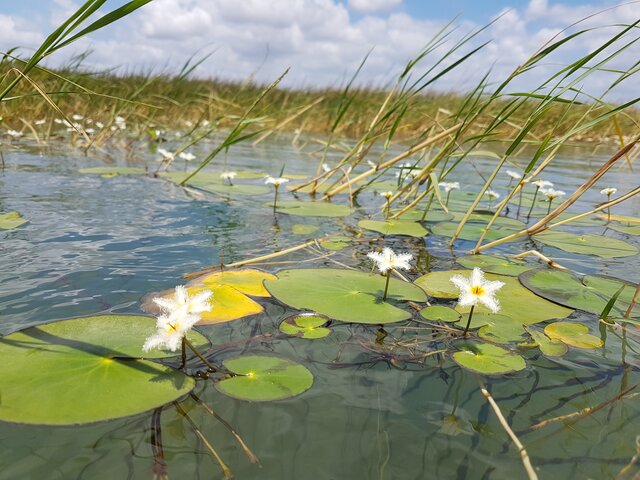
[[271, 200, 354, 217], [544, 321, 603, 349], [0, 212, 28, 230], [358, 219, 428, 237], [279, 313, 331, 339], [452, 343, 526, 375], [534, 231, 638, 258]]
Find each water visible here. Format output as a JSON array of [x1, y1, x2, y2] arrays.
[[1, 139, 639, 479]]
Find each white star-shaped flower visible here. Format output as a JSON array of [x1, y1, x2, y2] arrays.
[[220, 171, 237, 181], [438, 181, 460, 193], [178, 152, 196, 161], [532, 179, 553, 189], [265, 176, 289, 187], [600, 187, 617, 196], [450, 268, 505, 313], [541, 188, 566, 200], [486, 189, 500, 200], [506, 170, 523, 180], [367, 248, 413, 274], [157, 148, 174, 161]]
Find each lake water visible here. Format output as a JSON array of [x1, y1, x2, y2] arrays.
[[1, 138, 639, 479]]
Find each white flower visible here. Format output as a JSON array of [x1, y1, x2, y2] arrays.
[[322, 163, 331, 173], [439, 181, 460, 193], [367, 160, 378, 168], [85, 128, 95, 135], [532, 179, 553, 189], [54, 118, 64, 125], [184, 120, 194, 128], [7, 130, 22, 138], [486, 189, 500, 199], [72, 114, 83, 121], [506, 170, 523, 180], [600, 187, 617, 196], [178, 152, 196, 161], [157, 148, 174, 161], [367, 247, 413, 274], [143, 286, 213, 352], [34, 119, 46, 126], [201, 120, 210, 127], [95, 122, 105, 129], [265, 176, 289, 187], [380, 191, 393, 199], [220, 171, 237, 180], [542, 188, 566, 200], [450, 268, 505, 313], [114, 116, 126, 130]]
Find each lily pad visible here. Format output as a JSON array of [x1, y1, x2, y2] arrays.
[[216, 355, 313, 401], [431, 222, 520, 242], [419, 305, 461, 323], [547, 212, 604, 227], [415, 270, 573, 324], [199, 269, 276, 297], [456, 255, 531, 276], [478, 315, 526, 344], [534, 231, 638, 258], [451, 213, 526, 229], [608, 224, 640, 236], [319, 235, 352, 251], [161, 172, 270, 196], [279, 314, 331, 339], [0, 315, 197, 425], [0, 212, 28, 230], [358, 219, 427, 238], [524, 326, 568, 357], [272, 200, 353, 218], [599, 214, 640, 224], [292, 224, 320, 235], [189, 285, 264, 324], [396, 209, 454, 222], [79, 166, 146, 176], [544, 321, 603, 349], [519, 269, 640, 317], [265, 268, 427, 324], [452, 343, 526, 375]]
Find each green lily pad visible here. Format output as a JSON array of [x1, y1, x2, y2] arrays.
[[419, 305, 461, 323], [0, 316, 198, 425], [599, 214, 640, 225], [216, 355, 313, 401], [79, 166, 146, 176], [519, 269, 640, 317], [524, 326, 568, 357], [534, 231, 638, 258], [359, 219, 427, 237], [453, 343, 526, 375], [0, 212, 28, 230], [265, 268, 427, 324], [544, 321, 603, 349], [431, 222, 520, 242], [546, 212, 605, 227], [478, 315, 526, 344], [279, 314, 331, 339], [292, 224, 320, 235], [161, 172, 270, 196], [451, 212, 526, 229], [319, 235, 352, 251], [456, 255, 531, 276], [608, 224, 640, 236], [415, 270, 573, 324], [396, 209, 454, 222], [272, 200, 353, 217]]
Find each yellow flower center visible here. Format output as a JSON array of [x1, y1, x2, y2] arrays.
[[471, 285, 484, 296]]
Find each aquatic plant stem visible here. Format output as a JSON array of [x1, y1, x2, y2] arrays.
[[623, 283, 640, 318], [546, 199, 553, 215], [382, 272, 391, 301], [481, 387, 538, 480], [273, 186, 279, 215], [606, 192, 612, 222], [463, 305, 475, 337], [527, 187, 540, 219], [184, 338, 216, 372], [445, 190, 451, 207], [180, 337, 186, 368]]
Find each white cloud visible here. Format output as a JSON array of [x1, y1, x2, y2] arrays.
[[348, 0, 403, 13]]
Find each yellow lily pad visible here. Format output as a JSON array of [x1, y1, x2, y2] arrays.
[[200, 269, 276, 297], [188, 285, 263, 324], [544, 321, 603, 349]]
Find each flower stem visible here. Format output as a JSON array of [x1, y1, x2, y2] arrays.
[[382, 271, 391, 301], [180, 337, 187, 369], [526, 187, 539, 220], [385, 199, 390, 219], [273, 186, 279, 215], [184, 338, 217, 372], [517, 188, 523, 217], [546, 199, 553, 215], [607, 193, 611, 223], [445, 190, 451, 207], [463, 305, 475, 337]]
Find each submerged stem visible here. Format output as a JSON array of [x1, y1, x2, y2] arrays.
[[273, 186, 279, 215], [463, 305, 475, 337], [184, 338, 216, 372], [526, 187, 539, 219]]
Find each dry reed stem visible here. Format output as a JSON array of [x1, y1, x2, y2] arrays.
[[511, 250, 568, 270], [481, 387, 539, 480]]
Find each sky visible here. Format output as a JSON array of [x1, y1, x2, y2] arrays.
[[1, 0, 639, 99]]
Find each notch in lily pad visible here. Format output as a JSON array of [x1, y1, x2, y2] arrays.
[[279, 313, 331, 339]]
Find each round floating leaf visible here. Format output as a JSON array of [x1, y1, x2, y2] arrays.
[[598, 214, 640, 225], [519, 269, 640, 317], [199, 269, 276, 297], [266, 268, 427, 324], [608, 224, 640, 236], [0, 212, 28, 230], [431, 222, 520, 242], [419, 305, 460, 323], [534, 231, 638, 258], [279, 314, 331, 339], [415, 270, 573, 324], [478, 315, 526, 344], [0, 317, 196, 425], [524, 326, 568, 357], [456, 255, 531, 276], [79, 166, 146, 176], [161, 172, 270, 196], [358, 219, 427, 237], [292, 224, 319, 235], [272, 200, 353, 217], [546, 212, 604, 227], [319, 235, 352, 251], [216, 355, 313, 401], [544, 321, 603, 349], [453, 343, 526, 375], [394, 209, 454, 222], [190, 285, 264, 324], [451, 213, 526, 229]]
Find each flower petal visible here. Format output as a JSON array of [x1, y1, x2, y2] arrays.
[[479, 294, 500, 313], [450, 275, 470, 293]]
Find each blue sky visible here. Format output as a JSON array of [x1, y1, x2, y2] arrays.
[[1, 0, 638, 99]]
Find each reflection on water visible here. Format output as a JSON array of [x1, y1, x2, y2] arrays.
[[0, 140, 639, 479]]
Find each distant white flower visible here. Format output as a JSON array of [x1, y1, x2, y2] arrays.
[[322, 163, 331, 173], [542, 188, 566, 200], [54, 118, 64, 125], [201, 120, 210, 128], [367, 160, 378, 168], [450, 268, 505, 313], [600, 187, 617, 196], [367, 247, 413, 274], [157, 148, 174, 161], [6, 130, 22, 138], [34, 119, 46, 126], [72, 114, 83, 121], [265, 176, 289, 187], [439, 181, 460, 193], [532, 179, 553, 189], [114, 116, 126, 130], [380, 191, 393, 199], [178, 152, 196, 161], [220, 171, 237, 181], [506, 170, 523, 180], [486, 189, 500, 200], [95, 122, 105, 129], [143, 286, 213, 352], [85, 128, 95, 135]]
